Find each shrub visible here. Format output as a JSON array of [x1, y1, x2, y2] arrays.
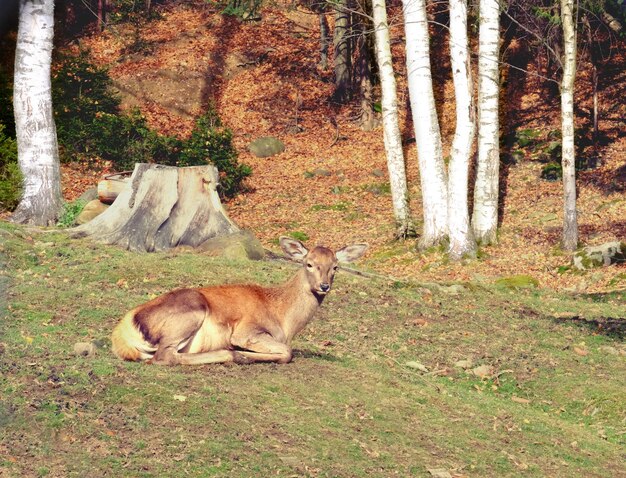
[[0, 123, 22, 212], [89, 109, 180, 171], [179, 109, 251, 198], [52, 51, 122, 163], [0, 69, 14, 137]]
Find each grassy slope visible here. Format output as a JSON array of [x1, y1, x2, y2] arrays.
[[0, 222, 624, 478]]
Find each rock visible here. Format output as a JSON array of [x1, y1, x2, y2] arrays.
[[439, 284, 467, 295], [73, 342, 96, 358], [197, 230, 265, 260], [454, 359, 473, 369], [313, 168, 332, 177], [428, 469, 453, 478], [405, 361, 429, 373], [78, 187, 98, 203], [599, 345, 618, 356], [472, 364, 494, 378], [371, 169, 385, 177], [572, 241, 626, 271], [75, 200, 109, 225], [248, 137, 285, 158]]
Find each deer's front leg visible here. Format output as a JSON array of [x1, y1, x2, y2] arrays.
[[231, 329, 293, 364]]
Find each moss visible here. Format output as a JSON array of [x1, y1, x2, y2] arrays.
[[494, 274, 539, 289]]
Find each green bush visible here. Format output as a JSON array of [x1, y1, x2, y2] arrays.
[[52, 51, 122, 163], [0, 70, 14, 137], [179, 109, 251, 198], [0, 123, 22, 212], [89, 109, 180, 171]]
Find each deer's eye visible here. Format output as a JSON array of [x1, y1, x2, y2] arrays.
[[333, 265, 338, 271], [306, 263, 313, 268]]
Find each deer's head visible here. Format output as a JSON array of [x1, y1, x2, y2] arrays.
[[279, 237, 368, 296]]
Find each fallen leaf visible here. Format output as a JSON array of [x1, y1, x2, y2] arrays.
[[573, 346, 588, 356], [173, 394, 187, 402], [511, 395, 530, 404]]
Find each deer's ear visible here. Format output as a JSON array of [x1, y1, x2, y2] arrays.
[[279, 236, 309, 261], [335, 243, 369, 263]]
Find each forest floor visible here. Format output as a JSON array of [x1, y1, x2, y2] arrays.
[[60, 0, 626, 293]]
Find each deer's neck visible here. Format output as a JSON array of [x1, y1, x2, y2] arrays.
[[273, 268, 324, 343]]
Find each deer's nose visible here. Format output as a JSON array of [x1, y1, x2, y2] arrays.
[[320, 283, 330, 292]]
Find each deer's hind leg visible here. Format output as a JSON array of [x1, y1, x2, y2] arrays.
[[135, 289, 210, 365]]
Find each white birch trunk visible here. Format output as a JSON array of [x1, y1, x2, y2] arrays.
[[447, 0, 476, 259], [561, 0, 578, 251], [402, 0, 448, 247], [12, 0, 62, 226], [372, 0, 413, 236], [472, 0, 500, 245]]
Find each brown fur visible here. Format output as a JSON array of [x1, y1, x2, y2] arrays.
[[111, 238, 368, 365]]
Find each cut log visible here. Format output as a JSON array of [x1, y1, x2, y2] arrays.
[[72, 163, 240, 252], [97, 172, 132, 205]]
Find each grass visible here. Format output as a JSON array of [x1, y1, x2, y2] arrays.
[[0, 221, 625, 477]]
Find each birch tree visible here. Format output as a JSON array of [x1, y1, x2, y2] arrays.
[[472, 0, 500, 245], [372, 0, 413, 236], [402, 0, 449, 247], [11, 0, 62, 226], [448, 0, 477, 259], [560, 0, 578, 250]]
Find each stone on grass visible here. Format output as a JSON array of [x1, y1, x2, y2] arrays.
[[572, 241, 626, 271], [73, 342, 96, 358], [405, 361, 429, 373], [248, 137, 285, 158], [472, 364, 494, 379], [75, 200, 109, 225], [78, 187, 98, 203], [197, 230, 265, 260], [454, 359, 473, 369]]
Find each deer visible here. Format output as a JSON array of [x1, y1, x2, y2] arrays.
[[111, 237, 368, 365]]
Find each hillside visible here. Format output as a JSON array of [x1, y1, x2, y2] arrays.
[[61, 1, 625, 292]]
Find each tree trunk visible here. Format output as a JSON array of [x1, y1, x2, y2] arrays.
[[372, 0, 413, 237], [97, 0, 107, 31], [72, 164, 240, 252], [402, 0, 448, 248], [448, 0, 477, 260], [560, 0, 578, 251], [356, 9, 377, 131], [472, 0, 500, 245], [319, 12, 330, 69], [11, 0, 62, 227], [333, 0, 352, 102], [582, 15, 599, 144]]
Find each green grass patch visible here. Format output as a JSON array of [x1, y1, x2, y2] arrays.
[[0, 221, 625, 477]]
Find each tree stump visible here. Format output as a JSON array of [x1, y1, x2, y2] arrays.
[[72, 163, 240, 252]]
